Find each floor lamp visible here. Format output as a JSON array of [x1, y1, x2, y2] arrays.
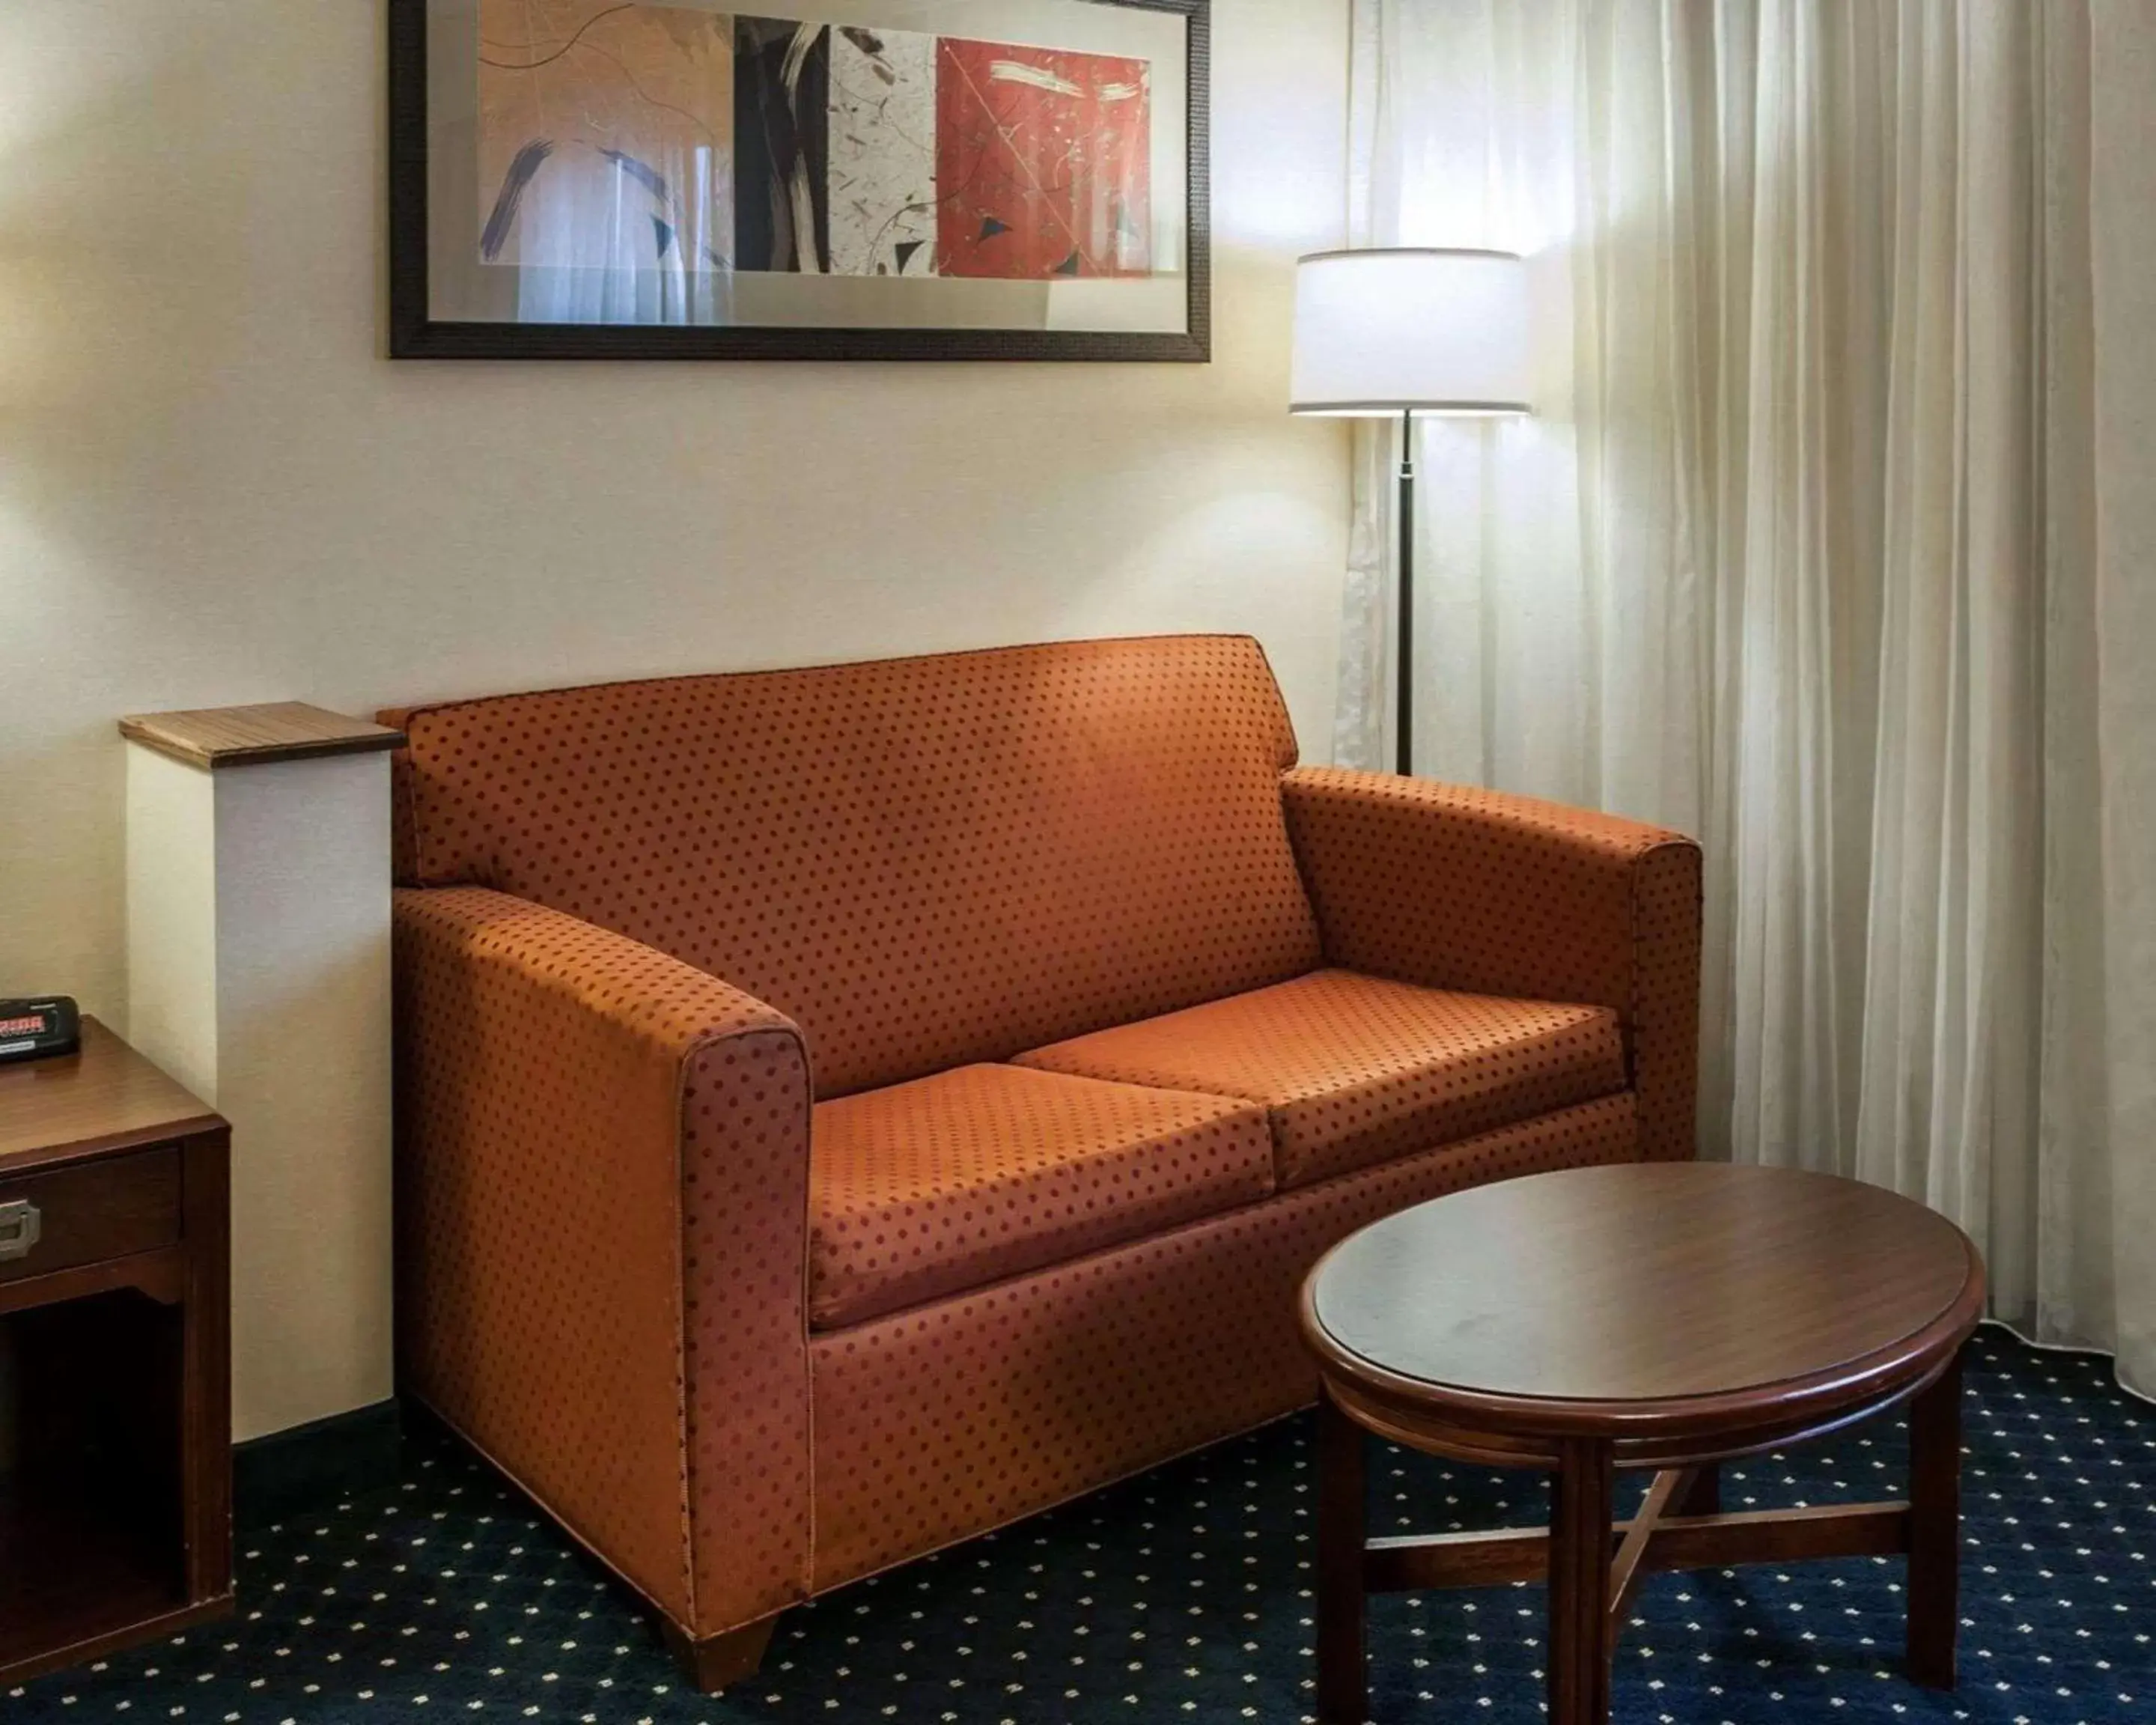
[[1290, 249, 1534, 776]]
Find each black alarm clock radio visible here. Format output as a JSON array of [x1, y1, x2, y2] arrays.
[[0, 997, 82, 1064]]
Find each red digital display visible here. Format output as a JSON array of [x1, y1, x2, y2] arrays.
[[0, 1014, 48, 1038]]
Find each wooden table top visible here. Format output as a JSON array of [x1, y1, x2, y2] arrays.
[[0, 1019, 222, 1172], [1306, 1163, 1983, 1417]]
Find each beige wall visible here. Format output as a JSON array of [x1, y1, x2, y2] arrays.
[[0, 0, 1353, 1029]]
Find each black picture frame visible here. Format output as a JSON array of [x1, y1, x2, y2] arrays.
[[387, 0, 1211, 361]]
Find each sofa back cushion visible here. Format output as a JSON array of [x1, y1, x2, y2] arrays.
[[385, 636, 1323, 1097]]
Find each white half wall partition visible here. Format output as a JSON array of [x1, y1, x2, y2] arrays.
[[121, 705, 404, 1442]]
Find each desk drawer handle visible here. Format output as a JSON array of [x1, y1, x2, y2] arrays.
[[0, 1198, 40, 1262]]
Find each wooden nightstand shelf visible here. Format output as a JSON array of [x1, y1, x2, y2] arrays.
[[0, 1020, 233, 1685]]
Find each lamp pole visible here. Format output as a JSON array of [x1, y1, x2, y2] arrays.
[[1396, 408, 1415, 776]]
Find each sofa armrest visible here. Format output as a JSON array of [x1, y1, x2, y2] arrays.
[[1280, 767, 1703, 1161], [394, 886, 813, 1637]]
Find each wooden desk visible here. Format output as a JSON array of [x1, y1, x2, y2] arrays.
[[0, 1019, 233, 1685]]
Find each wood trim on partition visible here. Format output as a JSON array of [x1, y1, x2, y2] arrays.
[[118, 703, 406, 770]]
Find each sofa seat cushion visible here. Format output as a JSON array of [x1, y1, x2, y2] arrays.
[[1012, 969, 1628, 1190], [809, 1064, 1273, 1329]]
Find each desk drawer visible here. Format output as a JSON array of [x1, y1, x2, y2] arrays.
[[0, 1148, 182, 1283]]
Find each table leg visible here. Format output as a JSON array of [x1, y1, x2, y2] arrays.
[[1678, 1462, 1722, 1517], [1546, 1438, 1616, 1725], [1316, 1390, 1368, 1725], [1907, 1349, 1964, 1689]]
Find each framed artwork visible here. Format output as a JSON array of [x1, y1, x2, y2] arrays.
[[388, 0, 1209, 359]]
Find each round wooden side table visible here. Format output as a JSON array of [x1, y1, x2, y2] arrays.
[[1298, 1162, 1986, 1725]]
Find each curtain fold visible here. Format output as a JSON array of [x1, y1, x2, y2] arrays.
[[1342, 0, 2153, 1399], [2089, 0, 2156, 1396]]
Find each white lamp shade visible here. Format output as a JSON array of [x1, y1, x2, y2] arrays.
[[1290, 248, 1532, 416]]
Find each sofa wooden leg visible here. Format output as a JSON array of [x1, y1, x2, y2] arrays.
[[660, 1612, 782, 1694]]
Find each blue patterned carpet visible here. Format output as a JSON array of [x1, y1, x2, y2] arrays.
[[8, 1327, 2151, 1723]]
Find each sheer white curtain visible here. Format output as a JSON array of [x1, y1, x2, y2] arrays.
[[1341, 0, 2155, 1398]]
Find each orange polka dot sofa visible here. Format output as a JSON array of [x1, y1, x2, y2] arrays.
[[381, 634, 1702, 1690]]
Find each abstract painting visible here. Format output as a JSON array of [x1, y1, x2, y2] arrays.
[[394, 0, 1208, 358], [733, 19, 1150, 280], [827, 25, 939, 277], [476, 0, 734, 272], [732, 16, 828, 273], [935, 39, 1151, 279]]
